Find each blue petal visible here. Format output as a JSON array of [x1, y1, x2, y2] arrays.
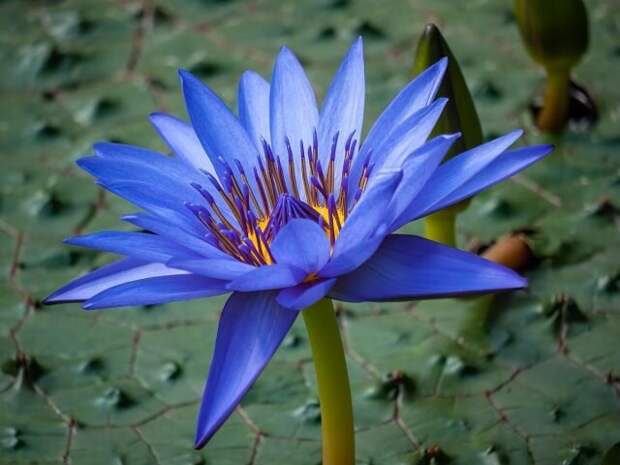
[[79, 146, 235, 223], [80, 155, 197, 214], [123, 213, 227, 259], [369, 98, 448, 174], [83, 274, 226, 309], [329, 234, 526, 302], [353, 99, 448, 200], [318, 37, 365, 184], [276, 278, 336, 310], [386, 134, 459, 226], [361, 58, 447, 151], [270, 46, 319, 195], [44, 258, 187, 304], [99, 180, 204, 235], [179, 70, 259, 186], [270, 219, 330, 274], [65, 231, 200, 263], [324, 171, 401, 277], [415, 144, 554, 218], [392, 129, 525, 229], [84, 144, 200, 190], [195, 291, 298, 448], [238, 70, 271, 151], [149, 112, 216, 174], [349, 58, 447, 185], [92, 142, 170, 162], [226, 263, 306, 292], [318, 235, 384, 278], [167, 257, 255, 280], [92, 142, 206, 182]]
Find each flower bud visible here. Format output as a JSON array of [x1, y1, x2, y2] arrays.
[[514, 0, 589, 73], [413, 23, 483, 160]]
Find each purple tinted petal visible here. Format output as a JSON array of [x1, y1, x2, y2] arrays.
[[327, 171, 401, 276], [44, 258, 187, 304], [394, 130, 523, 228], [168, 257, 255, 280], [80, 151, 197, 195], [329, 234, 526, 302], [361, 58, 447, 152], [319, 235, 383, 278], [149, 112, 216, 174], [350, 58, 447, 185], [226, 263, 306, 292], [65, 231, 200, 263], [318, 37, 365, 184], [123, 213, 227, 259], [270, 219, 330, 274], [385, 134, 459, 227], [238, 70, 271, 151], [270, 47, 319, 194], [99, 180, 204, 235], [195, 291, 298, 448], [414, 144, 553, 219], [276, 278, 336, 310], [179, 70, 259, 185], [83, 274, 226, 309], [367, 98, 448, 176], [91, 142, 206, 183], [78, 151, 235, 224]]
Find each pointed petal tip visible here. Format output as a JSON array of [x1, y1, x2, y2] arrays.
[[240, 69, 262, 81], [91, 141, 109, 154], [423, 56, 448, 77], [275, 45, 302, 67], [497, 265, 528, 290], [434, 96, 449, 110], [148, 111, 166, 122], [42, 293, 60, 306], [278, 45, 293, 56], [75, 156, 91, 169], [540, 143, 555, 155], [178, 69, 203, 88], [193, 429, 212, 450]]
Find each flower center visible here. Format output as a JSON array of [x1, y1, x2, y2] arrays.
[[185, 130, 373, 266]]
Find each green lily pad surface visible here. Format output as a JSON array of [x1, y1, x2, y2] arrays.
[[1, 0, 619, 463]]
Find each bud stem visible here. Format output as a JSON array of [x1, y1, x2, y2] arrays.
[[424, 210, 457, 247], [537, 69, 571, 133]]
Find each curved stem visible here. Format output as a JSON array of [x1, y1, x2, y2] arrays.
[[303, 299, 354, 465], [424, 211, 457, 247], [537, 69, 570, 133]]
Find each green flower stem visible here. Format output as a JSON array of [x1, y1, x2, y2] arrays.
[[537, 69, 571, 133], [424, 210, 457, 247], [303, 298, 354, 465]]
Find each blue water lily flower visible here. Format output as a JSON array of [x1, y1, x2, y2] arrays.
[[45, 38, 552, 448]]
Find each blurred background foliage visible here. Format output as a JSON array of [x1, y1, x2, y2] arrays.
[[1, 0, 619, 464]]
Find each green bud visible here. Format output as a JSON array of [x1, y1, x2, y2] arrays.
[[414, 24, 484, 242], [413, 23, 483, 159], [514, 0, 589, 73]]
